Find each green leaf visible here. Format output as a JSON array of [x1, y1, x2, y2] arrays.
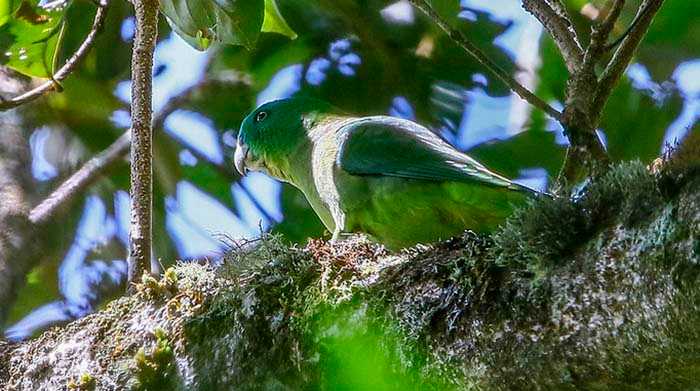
[[163, 17, 214, 51], [0, 0, 69, 78], [159, 0, 216, 50], [214, 0, 264, 49], [160, 0, 264, 50], [262, 0, 296, 39], [0, 0, 13, 27]]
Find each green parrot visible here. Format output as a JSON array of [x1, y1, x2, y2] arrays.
[[234, 97, 537, 250]]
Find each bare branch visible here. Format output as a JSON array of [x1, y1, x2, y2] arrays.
[[407, 0, 563, 121], [128, 0, 159, 284], [582, 0, 626, 71], [521, 0, 584, 74], [0, 0, 110, 111], [28, 133, 130, 225], [592, 0, 664, 120]]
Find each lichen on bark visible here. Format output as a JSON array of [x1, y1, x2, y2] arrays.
[[1, 161, 699, 390]]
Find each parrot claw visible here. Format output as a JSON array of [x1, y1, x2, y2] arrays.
[[330, 231, 355, 246]]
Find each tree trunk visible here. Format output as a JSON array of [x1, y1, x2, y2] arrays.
[[0, 71, 39, 327], [1, 161, 698, 390], [0, 115, 37, 328]]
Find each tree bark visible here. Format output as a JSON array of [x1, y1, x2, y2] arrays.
[[1, 161, 698, 390], [0, 112, 36, 327], [0, 69, 40, 327], [128, 0, 159, 286]]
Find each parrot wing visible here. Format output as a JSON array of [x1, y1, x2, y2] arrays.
[[336, 116, 525, 190]]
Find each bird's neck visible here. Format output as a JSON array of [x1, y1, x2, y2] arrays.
[[282, 114, 348, 186]]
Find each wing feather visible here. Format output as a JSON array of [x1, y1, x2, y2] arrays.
[[336, 116, 524, 190]]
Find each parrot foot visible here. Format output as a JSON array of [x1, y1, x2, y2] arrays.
[[330, 231, 356, 246]]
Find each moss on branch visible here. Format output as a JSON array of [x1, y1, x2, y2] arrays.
[[2, 161, 699, 390]]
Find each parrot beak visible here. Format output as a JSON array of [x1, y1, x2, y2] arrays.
[[234, 139, 249, 176]]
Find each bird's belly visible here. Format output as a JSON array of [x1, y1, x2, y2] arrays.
[[336, 174, 525, 250]]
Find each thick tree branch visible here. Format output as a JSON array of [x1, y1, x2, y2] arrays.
[[2, 164, 699, 389], [0, 114, 36, 326], [407, 0, 562, 121], [521, 0, 584, 74], [0, 0, 109, 111], [592, 0, 664, 120], [128, 0, 159, 286]]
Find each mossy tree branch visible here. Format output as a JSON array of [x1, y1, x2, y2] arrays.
[[1, 162, 699, 389]]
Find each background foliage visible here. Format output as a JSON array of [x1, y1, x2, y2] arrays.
[[0, 0, 697, 339]]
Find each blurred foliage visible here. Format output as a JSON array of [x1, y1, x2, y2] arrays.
[[601, 78, 683, 162], [1, 0, 697, 340], [0, 0, 67, 77], [629, 0, 700, 80]]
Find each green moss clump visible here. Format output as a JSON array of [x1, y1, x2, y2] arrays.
[[131, 328, 178, 391], [184, 233, 320, 389], [137, 268, 179, 300], [66, 373, 95, 391], [493, 161, 664, 273]]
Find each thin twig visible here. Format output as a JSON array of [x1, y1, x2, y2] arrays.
[[592, 0, 664, 120], [521, 0, 583, 74], [128, 0, 159, 284], [0, 0, 110, 111], [407, 0, 562, 121], [238, 182, 278, 224], [602, 2, 647, 51], [582, 0, 626, 71]]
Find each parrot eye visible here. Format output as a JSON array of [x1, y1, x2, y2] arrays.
[[255, 111, 268, 123]]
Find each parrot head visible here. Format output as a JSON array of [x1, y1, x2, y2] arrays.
[[235, 98, 333, 180]]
